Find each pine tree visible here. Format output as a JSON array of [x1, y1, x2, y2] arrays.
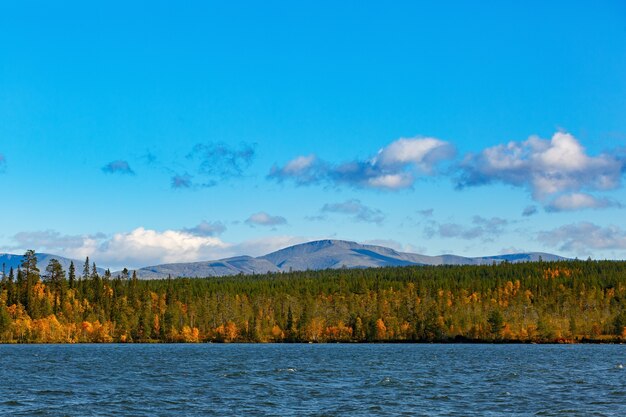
[[21, 250, 39, 277], [6, 267, 15, 305], [68, 261, 76, 289], [83, 257, 90, 280], [21, 250, 40, 316], [15, 267, 23, 306], [45, 259, 66, 313]]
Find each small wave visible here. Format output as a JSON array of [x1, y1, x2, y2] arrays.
[[35, 390, 74, 396], [221, 371, 247, 378], [276, 368, 297, 373], [427, 395, 450, 401], [1, 400, 23, 406]]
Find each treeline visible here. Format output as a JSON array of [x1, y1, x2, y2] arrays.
[[0, 250, 625, 343]]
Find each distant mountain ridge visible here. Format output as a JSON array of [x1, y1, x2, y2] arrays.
[[0, 241, 567, 280], [0, 253, 106, 277], [125, 239, 567, 279]]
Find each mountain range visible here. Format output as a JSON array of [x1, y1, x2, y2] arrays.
[[0, 253, 106, 277], [0, 240, 566, 280], [119, 239, 566, 279]]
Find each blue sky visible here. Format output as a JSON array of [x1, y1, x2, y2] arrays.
[[1, 1, 625, 269]]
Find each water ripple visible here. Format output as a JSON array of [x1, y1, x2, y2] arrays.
[[0, 344, 624, 416]]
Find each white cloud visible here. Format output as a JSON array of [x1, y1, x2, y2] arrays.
[[458, 131, 625, 204], [85, 227, 231, 267], [3, 228, 231, 270], [366, 173, 413, 189], [269, 136, 455, 190], [4, 227, 322, 270], [245, 212, 288, 227], [282, 154, 317, 174], [321, 199, 385, 224], [268, 154, 324, 185], [538, 222, 626, 255], [183, 221, 227, 236], [545, 193, 620, 212], [424, 216, 510, 241], [374, 137, 455, 173]]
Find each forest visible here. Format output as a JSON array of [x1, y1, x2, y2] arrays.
[[0, 250, 625, 343]]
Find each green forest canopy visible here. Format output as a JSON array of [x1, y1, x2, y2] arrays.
[[1, 250, 625, 343]]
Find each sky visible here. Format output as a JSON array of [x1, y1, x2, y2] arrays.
[[1, 1, 626, 269]]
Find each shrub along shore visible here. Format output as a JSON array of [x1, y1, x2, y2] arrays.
[[1, 250, 625, 343]]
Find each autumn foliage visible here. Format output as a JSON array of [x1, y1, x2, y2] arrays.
[[0, 251, 625, 343]]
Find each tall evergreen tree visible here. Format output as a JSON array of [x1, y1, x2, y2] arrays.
[[21, 250, 40, 316], [68, 261, 76, 289], [45, 259, 66, 313], [15, 267, 23, 306], [7, 267, 15, 305], [21, 250, 39, 277], [83, 256, 90, 280]]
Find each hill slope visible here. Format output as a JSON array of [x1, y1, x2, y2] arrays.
[[127, 239, 567, 279], [0, 253, 106, 277]]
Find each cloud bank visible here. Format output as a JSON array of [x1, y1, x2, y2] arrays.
[[183, 221, 227, 237], [4, 226, 312, 270], [321, 199, 385, 224], [538, 222, 626, 255], [544, 193, 620, 212], [245, 212, 287, 227], [269, 137, 455, 190], [457, 132, 625, 209], [424, 216, 509, 241]]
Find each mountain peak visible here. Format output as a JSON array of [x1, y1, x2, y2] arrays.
[[3, 241, 568, 279]]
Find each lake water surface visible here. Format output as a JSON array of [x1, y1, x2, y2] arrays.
[[0, 344, 624, 416]]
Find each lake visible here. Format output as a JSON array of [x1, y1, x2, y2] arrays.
[[0, 344, 623, 416]]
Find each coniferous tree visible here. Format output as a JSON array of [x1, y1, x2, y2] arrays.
[[1, 252, 626, 343], [21, 250, 39, 277], [68, 261, 76, 289], [45, 259, 66, 313], [6, 267, 15, 305], [15, 267, 23, 307], [21, 250, 40, 316], [83, 257, 90, 280]]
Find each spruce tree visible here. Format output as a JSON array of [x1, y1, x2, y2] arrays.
[[83, 256, 90, 280], [45, 259, 66, 313], [68, 261, 76, 289], [21, 250, 40, 317]]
